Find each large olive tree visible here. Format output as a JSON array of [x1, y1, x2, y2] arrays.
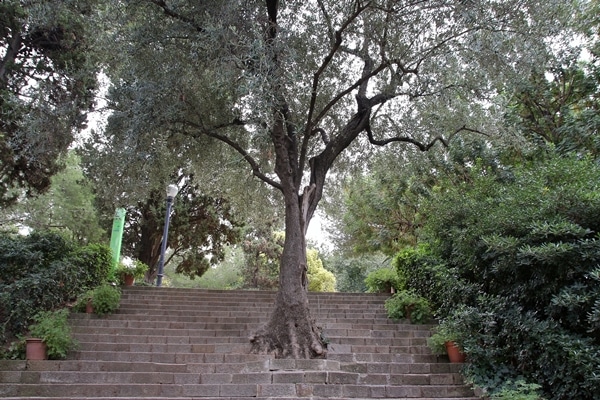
[[100, 0, 576, 358]]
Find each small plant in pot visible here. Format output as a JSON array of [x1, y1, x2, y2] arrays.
[[28, 309, 78, 360], [384, 290, 432, 324], [116, 259, 149, 286], [72, 290, 95, 314], [427, 321, 466, 363]]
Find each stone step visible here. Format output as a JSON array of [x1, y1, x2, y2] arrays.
[[0, 398, 479, 400], [116, 307, 390, 319], [1, 359, 461, 375], [1, 369, 467, 386], [71, 333, 428, 347], [120, 287, 390, 300], [121, 296, 389, 309], [0, 382, 477, 398], [68, 316, 420, 330]]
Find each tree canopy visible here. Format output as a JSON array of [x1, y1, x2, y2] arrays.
[[0, 0, 101, 205], [92, 0, 581, 358]]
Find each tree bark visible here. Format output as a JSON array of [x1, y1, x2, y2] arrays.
[[249, 182, 325, 358]]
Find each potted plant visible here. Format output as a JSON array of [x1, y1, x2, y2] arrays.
[[384, 290, 432, 324], [90, 284, 122, 316], [427, 322, 466, 363], [115, 259, 149, 286], [28, 309, 78, 360]]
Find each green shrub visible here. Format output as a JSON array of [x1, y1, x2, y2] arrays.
[[384, 290, 432, 324], [69, 244, 113, 289], [0, 232, 114, 347], [392, 244, 479, 317], [0, 231, 74, 284], [455, 297, 600, 400], [29, 309, 77, 359], [491, 380, 545, 400], [417, 154, 600, 399], [90, 284, 121, 316], [365, 268, 403, 293]]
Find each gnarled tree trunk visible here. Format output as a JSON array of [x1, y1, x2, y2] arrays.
[[250, 189, 325, 358]]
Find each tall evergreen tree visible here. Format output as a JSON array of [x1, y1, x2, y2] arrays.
[[0, 0, 102, 205]]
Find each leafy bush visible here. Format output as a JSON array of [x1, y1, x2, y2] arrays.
[[385, 290, 432, 323], [418, 153, 600, 399], [491, 380, 545, 400], [29, 309, 78, 359], [69, 244, 113, 288], [0, 231, 113, 347], [392, 244, 479, 317], [365, 268, 403, 293], [0, 232, 74, 284], [90, 284, 121, 316]]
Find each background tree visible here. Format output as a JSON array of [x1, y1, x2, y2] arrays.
[[99, 0, 576, 358], [0, 151, 106, 244], [306, 248, 336, 292], [120, 179, 242, 282], [324, 252, 389, 293], [241, 225, 284, 290], [0, 0, 102, 205], [509, 63, 600, 156]]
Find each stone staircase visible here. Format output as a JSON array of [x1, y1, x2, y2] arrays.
[[0, 287, 479, 399]]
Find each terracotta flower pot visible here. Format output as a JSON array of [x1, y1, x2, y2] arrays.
[[26, 338, 47, 360], [445, 341, 466, 363], [86, 300, 94, 314], [123, 274, 135, 286]]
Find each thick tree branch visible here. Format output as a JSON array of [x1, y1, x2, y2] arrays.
[[366, 124, 488, 151], [299, 2, 370, 184], [148, 0, 205, 32], [174, 120, 283, 192], [0, 30, 22, 87]]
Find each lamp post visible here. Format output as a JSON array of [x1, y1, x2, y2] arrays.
[[156, 184, 178, 287]]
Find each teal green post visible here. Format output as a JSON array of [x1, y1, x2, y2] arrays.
[[109, 208, 126, 271]]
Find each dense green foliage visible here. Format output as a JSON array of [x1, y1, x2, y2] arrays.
[[90, 284, 121, 316], [324, 253, 389, 293], [364, 268, 404, 293], [29, 309, 77, 359], [404, 153, 600, 399], [384, 290, 432, 324], [1, 152, 107, 244], [306, 249, 336, 292], [510, 65, 600, 157], [0, 232, 112, 345], [490, 380, 545, 400], [0, 0, 101, 205]]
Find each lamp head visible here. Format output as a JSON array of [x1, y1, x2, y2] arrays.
[[166, 184, 178, 199]]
